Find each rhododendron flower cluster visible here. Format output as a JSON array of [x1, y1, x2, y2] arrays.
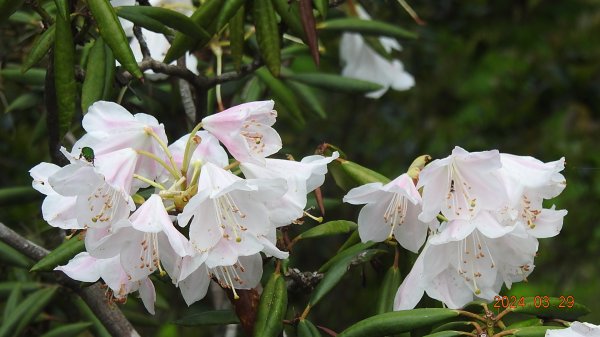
[[30, 100, 337, 313], [344, 146, 567, 310]]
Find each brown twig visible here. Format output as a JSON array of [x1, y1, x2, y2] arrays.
[[0, 222, 140, 337]]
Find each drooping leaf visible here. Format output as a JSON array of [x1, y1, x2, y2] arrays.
[[22, 24, 56, 72], [114, 8, 173, 36], [88, 0, 143, 79], [336, 308, 459, 337], [286, 73, 383, 93], [82, 37, 115, 112], [299, 0, 319, 65], [253, 0, 281, 76], [318, 17, 417, 40], [272, 0, 305, 40], [30, 236, 85, 272], [229, 4, 245, 71], [116, 6, 210, 38], [4, 93, 40, 113], [376, 265, 401, 314], [297, 318, 322, 337], [0, 286, 58, 337], [54, 0, 77, 138], [295, 220, 358, 241], [313, 0, 328, 19], [253, 272, 288, 337], [3, 284, 22, 322], [0, 67, 46, 85], [39, 322, 94, 337], [255, 67, 305, 127]]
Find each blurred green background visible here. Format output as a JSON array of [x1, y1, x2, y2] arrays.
[[1, 0, 599, 335]]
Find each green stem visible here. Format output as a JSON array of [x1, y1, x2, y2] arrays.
[[181, 122, 203, 178]]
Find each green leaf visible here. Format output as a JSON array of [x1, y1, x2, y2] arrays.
[[510, 296, 591, 320], [0, 286, 58, 337], [3, 284, 22, 322], [229, 4, 245, 71], [336, 308, 459, 337], [512, 326, 563, 337], [82, 37, 115, 112], [0, 282, 41, 298], [116, 6, 210, 38], [22, 25, 56, 72], [272, 0, 305, 40], [313, 0, 328, 19], [337, 230, 360, 253], [253, 0, 281, 76], [253, 272, 288, 337], [286, 73, 383, 93], [31, 236, 85, 272], [255, 67, 305, 127], [376, 265, 401, 314], [318, 17, 417, 39], [88, 0, 143, 79], [284, 80, 326, 119], [4, 93, 40, 113], [505, 318, 543, 330], [309, 247, 381, 307], [0, 67, 46, 85], [0, 186, 39, 206], [73, 297, 112, 337], [330, 158, 390, 191], [423, 331, 469, 337], [114, 7, 173, 36], [431, 321, 476, 333], [39, 322, 93, 337], [296, 220, 358, 241], [0, 240, 33, 268], [54, 0, 77, 138], [320, 241, 376, 273], [173, 310, 240, 326], [297, 318, 322, 337]]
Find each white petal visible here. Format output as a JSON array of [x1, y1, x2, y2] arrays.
[[138, 278, 156, 315], [179, 265, 211, 306], [30, 162, 61, 195], [55, 252, 102, 282], [528, 207, 567, 238], [393, 252, 425, 310], [42, 195, 80, 229], [343, 182, 385, 204], [429, 219, 477, 244], [357, 198, 395, 243]]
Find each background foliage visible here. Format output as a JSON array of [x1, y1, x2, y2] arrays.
[[1, 0, 599, 336]]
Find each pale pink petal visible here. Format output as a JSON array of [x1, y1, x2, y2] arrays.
[[343, 182, 385, 204], [528, 207, 567, 238], [42, 195, 79, 229], [55, 252, 102, 282], [429, 219, 477, 244], [394, 252, 425, 310], [138, 278, 156, 315]]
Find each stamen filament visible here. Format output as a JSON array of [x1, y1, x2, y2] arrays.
[[137, 149, 180, 179], [133, 174, 166, 190], [145, 128, 182, 179], [181, 122, 204, 178]]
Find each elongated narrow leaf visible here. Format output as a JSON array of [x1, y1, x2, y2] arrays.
[[308, 249, 362, 308], [297, 319, 322, 337], [287, 73, 383, 93], [255, 67, 305, 126], [0, 286, 58, 337], [423, 331, 468, 337], [339, 159, 391, 185], [431, 321, 476, 333], [117, 6, 209, 38], [0, 67, 46, 85], [214, 0, 245, 32], [254, 272, 288, 337], [272, 0, 305, 40], [337, 308, 459, 337], [511, 296, 590, 320], [31, 236, 85, 272], [512, 326, 563, 337], [115, 8, 173, 35], [320, 241, 376, 273], [82, 37, 114, 112], [229, 4, 245, 71], [0, 282, 40, 297], [88, 0, 142, 79], [54, 0, 77, 139], [337, 230, 360, 253], [376, 265, 401, 314], [39, 322, 93, 337], [74, 297, 112, 337], [0, 240, 33, 268], [505, 318, 543, 329], [0, 186, 39, 206], [318, 18, 417, 39], [313, 0, 328, 19], [0, 0, 25, 22], [285, 80, 326, 119], [173, 310, 239, 326], [3, 284, 22, 322], [299, 0, 319, 65], [296, 220, 357, 241], [253, 0, 281, 76], [22, 25, 55, 72], [5, 93, 40, 113]]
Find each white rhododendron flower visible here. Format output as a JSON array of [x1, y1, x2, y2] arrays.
[[340, 5, 414, 98], [343, 173, 433, 253], [30, 100, 330, 312], [393, 148, 567, 310], [201, 100, 282, 165], [240, 152, 339, 226], [545, 322, 600, 337]]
